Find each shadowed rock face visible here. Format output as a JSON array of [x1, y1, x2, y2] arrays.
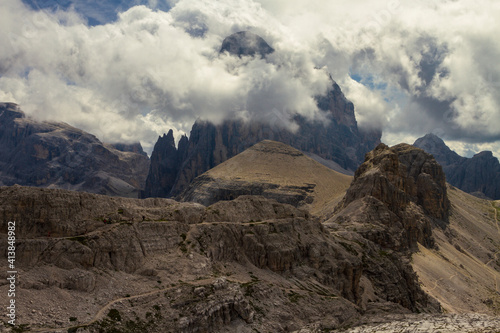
[[143, 31, 380, 199], [220, 31, 275, 57], [143, 130, 188, 198], [0, 103, 149, 197], [414, 133, 500, 199], [336, 143, 450, 252]]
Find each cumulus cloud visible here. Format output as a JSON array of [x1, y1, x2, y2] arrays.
[[0, 0, 500, 157]]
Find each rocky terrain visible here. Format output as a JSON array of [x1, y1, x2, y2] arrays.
[[219, 31, 275, 57], [1, 141, 500, 332], [414, 133, 500, 199], [0, 103, 149, 198], [178, 140, 352, 214], [142, 31, 380, 198]]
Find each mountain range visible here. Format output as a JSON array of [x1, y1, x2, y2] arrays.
[[0, 102, 149, 197], [142, 31, 381, 199], [1, 140, 499, 332], [414, 133, 500, 199]]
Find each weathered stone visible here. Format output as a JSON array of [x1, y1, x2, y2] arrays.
[[178, 140, 352, 211], [336, 143, 449, 251]]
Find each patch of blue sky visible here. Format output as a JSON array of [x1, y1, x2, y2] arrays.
[[21, 0, 171, 26]]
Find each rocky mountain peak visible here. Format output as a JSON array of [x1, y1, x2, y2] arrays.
[[354, 143, 449, 221], [109, 142, 148, 156], [178, 140, 352, 212], [414, 133, 500, 199], [0, 102, 23, 119], [413, 133, 461, 165], [335, 143, 449, 251], [473, 150, 494, 159], [143, 129, 187, 198], [220, 31, 274, 58]]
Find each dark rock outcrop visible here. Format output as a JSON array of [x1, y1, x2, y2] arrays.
[[0, 102, 149, 197], [335, 143, 450, 252], [143, 130, 188, 198], [326, 143, 448, 312], [414, 133, 500, 199], [220, 31, 274, 57]]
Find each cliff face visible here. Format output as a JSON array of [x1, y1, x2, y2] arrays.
[[0, 187, 365, 331], [0, 102, 149, 197], [144, 84, 380, 198], [335, 143, 450, 252], [414, 133, 500, 199], [143, 130, 188, 198]]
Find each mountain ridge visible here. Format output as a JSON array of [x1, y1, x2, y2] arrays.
[[414, 133, 500, 199], [1, 140, 499, 332], [0, 102, 149, 197], [177, 140, 353, 213]]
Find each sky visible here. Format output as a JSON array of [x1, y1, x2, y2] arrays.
[[1, 0, 500, 158]]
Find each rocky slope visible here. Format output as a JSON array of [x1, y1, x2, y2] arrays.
[[414, 133, 500, 199], [0, 187, 364, 332], [178, 140, 353, 213], [333, 143, 450, 251], [324, 143, 450, 313], [2, 141, 500, 332], [0, 102, 149, 198], [142, 32, 380, 198], [411, 186, 500, 314]]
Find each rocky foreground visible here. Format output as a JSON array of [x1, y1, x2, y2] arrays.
[[1, 141, 499, 332], [340, 314, 500, 333]]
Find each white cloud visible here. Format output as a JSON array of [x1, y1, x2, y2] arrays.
[[0, 0, 500, 157]]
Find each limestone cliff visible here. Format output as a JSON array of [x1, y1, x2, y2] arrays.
[[0, 187, 364, 332], [335, 143, 450, 252]]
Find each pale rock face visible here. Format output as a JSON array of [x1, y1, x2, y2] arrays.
[[177, 140, 353, 212]]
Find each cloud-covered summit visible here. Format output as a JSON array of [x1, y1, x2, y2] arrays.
[[1, 0, 500, 157]]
